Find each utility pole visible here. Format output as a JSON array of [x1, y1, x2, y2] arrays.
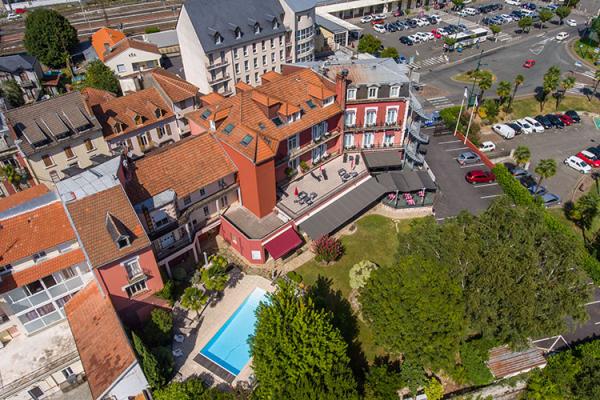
[[468, 49, 486, 108]]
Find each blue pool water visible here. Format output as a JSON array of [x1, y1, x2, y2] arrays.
[[200, 288, 268, 375]]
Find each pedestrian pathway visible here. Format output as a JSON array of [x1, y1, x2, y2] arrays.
[[426, 96, 454, 109], [410, 54, 448, 69], [495, 32, 513, 42]]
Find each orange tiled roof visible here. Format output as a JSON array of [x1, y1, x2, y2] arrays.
[[0, 249, 85, 293], [81, 87, 116, 109], [0, 185, 48, 213], [235, 81, 253, 92], [91, 27, 126, 62], [187, 68, 342, 164], [150, 68, 198, 103], [125, 135, 237, 205], [66, 186, 150, 268], [66, 282, 138, 400], [92, 88, 174, 140], [0, 202, 76, 267], [200, 92, 225, 106], [103, 38, 160, 63], [260, 70, 282, 83]]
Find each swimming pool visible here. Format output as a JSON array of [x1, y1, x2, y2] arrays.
[[199, 287, 268, 375]]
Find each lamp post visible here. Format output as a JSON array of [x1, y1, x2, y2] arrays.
[[468, 50, 486, 108]]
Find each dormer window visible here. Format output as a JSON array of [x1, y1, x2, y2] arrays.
[[214, 32, 223, 45], [368, 87, 378, 99], [254, 23, 261, 35], [134, 115, 143, 125], [272, 18, 279, 30], [347, 88, 357, 100], [114, 122, 123, 133], [106, 212, 132, 250], [117, 236, 131, 249], [323, 96, 334, 107], [235, 27, 242, 39], [390, 86, 400, 98], [154, 108, 164, 118]]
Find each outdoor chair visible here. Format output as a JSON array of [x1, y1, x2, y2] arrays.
[[338, 168, 347, 176]]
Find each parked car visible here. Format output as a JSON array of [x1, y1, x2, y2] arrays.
[[534, 114, 553, 129], [466, 170, 496, 184], [415, 18, 428, 27], [6, 12, 21, 21], [360, 15, 373, 23], [565, 19, 577, 27], [479, 141, 496, 152], [374, 24, 386, 33], [586, 146, 600, 159], [506, 122, 524, 135], [399, 36, 414, 45], [373, 13, 386, 20], [520, 175, 547, 195], [576, 150, 600, 167], [431, 29, 442, 39], [523, 59, 536, 68], [505, 163, 530, 178], [505, 0, 521, 5], [393, 9, 404, 17], [371, 18, 385, 25], [457, 151, 481, 165], [545, 114, 565, 128], [558, 113, 574, 126], [565, 110, 581, 123], [555, 32, 569, 41], [492, 123, 516, 139], [521, 2, 536, 10], [523, 116, 544, 132], [515, 119, 534, 134], [565, 155, 592, 173], [541, 192, 561, 208]]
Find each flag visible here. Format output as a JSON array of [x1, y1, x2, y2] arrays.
[[473, 95, 478, 107], [415, 50, 420, 56], [464, 87, 469, 98]]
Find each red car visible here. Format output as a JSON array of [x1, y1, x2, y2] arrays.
[[371, 18, 384, 25], [465, 170, 496, 184], [15, 8, 27, 14], [523, 59, 536, 68], [431, 29, 442, 39], [558, 113, 574, 126], [576, 150, 600, 167]]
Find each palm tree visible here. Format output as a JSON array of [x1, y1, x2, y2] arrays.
[[496, 80, 512, 105], [567, 193, 600, 243], [513, 146, 531, 167], [593, 69, 600, 99], [540, 66, 561, 111], [555, 76, 576, 110], [180, 287, 208, 316], [535, 159, 557, 195], [476, 71, 493, 113], [0, 165, 23, 191], [507, 74, 524, 112]]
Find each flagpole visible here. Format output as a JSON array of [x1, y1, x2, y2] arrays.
[[453, 87, 468, 136], [464, 96, 477, 144]]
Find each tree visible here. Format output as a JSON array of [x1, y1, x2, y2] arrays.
[[496, 80, 512, 105], [443, 36, 457, 50], [0, 164, 24, 190], [513, 145, 531, 167], [349, 260, 377, 290], [153, 377, 237, 400], [489, 24, 501, 39], [534, 159, 557, 194], [538, 8, 554, 29], [132, 331, 165, 389], [424, 378, 444, 400], [555, 6, 571, 25], [179, 287, 207, 314], [507, 74, 524, 111], [142, 308, 173, 347], [539, 66, 561, 111], [476, 70, 493, 113], [358, 34, 382, 55], [555, 76, 576, 109], [593, 69, 600, 100], [452, 0, 464, 7], [518, 16, 533, 33], [199, 255, 229, 293], [360, 255, 465, 372], [482, 99, 499, 121], [0, 80, 25, 108], [364, 362, 404, 400], [23, 9, 78, 68], [567, 193, 600, 242], [249, 282, 358, 399], [380, 47, 399, 59], [83, 60, 120, 94], [592, 17, 600, 43]]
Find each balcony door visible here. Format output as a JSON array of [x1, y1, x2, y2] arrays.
[[362, 132, 374, 148], [159, 232, 176, 249], [312, 144, 326, 164]]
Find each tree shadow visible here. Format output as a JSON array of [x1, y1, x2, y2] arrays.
[[307, 275, 369, 390]]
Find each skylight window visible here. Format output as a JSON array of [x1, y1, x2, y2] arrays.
[[200, 109, 211, 120], [272, 117, 283, 126], [223, 123, 234, 134], [235, 27, 242, 39], [306, 99, 316, 109], [240, 134, 253, 146]]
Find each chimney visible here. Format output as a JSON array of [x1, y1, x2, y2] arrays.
[[335, 69, 349, 110]]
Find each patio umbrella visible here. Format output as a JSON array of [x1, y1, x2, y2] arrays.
[[294, 187, 299, 196]]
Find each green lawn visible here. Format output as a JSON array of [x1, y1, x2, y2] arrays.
[[296, 214, 413, 360], [451, 69, 497, 84], [508, 95, 600, 119], [572, 38, 599, 65]]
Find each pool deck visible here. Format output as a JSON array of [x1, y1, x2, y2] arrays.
[[172, 273, 274, 386]]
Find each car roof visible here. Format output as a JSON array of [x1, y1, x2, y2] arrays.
[[542, 193, 559, 201], [580, 150, 595, 158], [460, 151, 476, 156]]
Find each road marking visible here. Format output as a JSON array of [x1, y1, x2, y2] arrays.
[[474, 183, 499, 188], [481, 194, 503, 199], [438, 139, 461, 144], [436, 217, 446, 221], [585, 300, 600, 306], [445, 146, 469, 151], [460, 163, 485, 168]]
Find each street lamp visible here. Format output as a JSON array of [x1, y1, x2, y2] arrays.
[[468, 50, 486, 108]]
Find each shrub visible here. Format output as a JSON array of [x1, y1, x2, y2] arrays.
[[312, 235, 343, 263], [172, 267, 187, 282], [145, 26, 160, 34], [142, 308, 173, 347], [155, 280, 175, 304], [492, 164, 535, 207], [349, 260, 377, 290], [300, 160, 309, 172], [286, 270, 303, 284], [151, 346, 174, 381], [132, 331, 165, 389]]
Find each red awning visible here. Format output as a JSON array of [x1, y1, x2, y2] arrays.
[[264, 228, 303, 260]]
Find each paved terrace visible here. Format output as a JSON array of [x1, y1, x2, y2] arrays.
[[277, 154, 368, 218]]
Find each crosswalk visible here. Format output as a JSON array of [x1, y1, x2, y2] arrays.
[[496, 32, 513, 42], [582, 70, 597, 80], [568, 82, 586, 94], [410, 54, 448, 69], [426, 96, 455, 109]]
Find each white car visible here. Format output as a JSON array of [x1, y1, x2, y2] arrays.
[[464, 8, 478, 16], [515, 119, 534, 134], [415, 19, 428, 27], [492, 123, 516, 139], [555, 32, 569, 42], [360, 15, 373, 23], [479, 141, 496, 152], [408, 34, 421, 43], [6, 12, 20, 21], [457, 10, 469, 17], [429, 14, 441, 22], [415, 32, 429, 41], [423, 32, 435, 40], [524, 117, 544, 133], [505, 0, 521, 5], [500, 14, 513, 23], [373, 24, 386, 33], [373, 13, 386, 20], [419, 18, 430, 26], [566, 19, 577, 27], [565, 156, 592, 174]]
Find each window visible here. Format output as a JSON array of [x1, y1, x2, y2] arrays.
[[344, 134, 354, 149], [386, 108, 398, 125], [253, 58, 258, 68], [296, 26, 314, 41], [271, 53, 275, 63], [245, 75, 250, 84], [280, 49, 284, 60], [157, 126, 166, 138], [383, 133, 395, 146], [117, 236, 130, 249], [243, 46, 248, 57], [28, 386, 43, 400], [296, 41, 312, 55], [252, 43, 257, 53], [214, 32, 223, 45], [234, 48, 239, 59], [262, 55, 267, 65], [311, 143, 326, 163], [272, 19, 279, 30], [126, 280, 147, 297], [365, 109, 377, 127], [244, 60, 249, 71], [280, 36, 284, 46], [84, 139, 95, 152], [288, 157, 299, 170], [287, 134, 298, 152], [154, 108, 164, 118], [63, 146, 75, 159], [50, 171, 60, 183], [254, 72, 259, 82], [116, 64, 126, 73], [218, 178, 226, 188], [362, 132, 375, 148], [124, 259, 142, 279], [55, 293, 73, 309], [368, 87, 378, 99], [254, 23, 261, 35], [183, 195, 192, 206], [346, 88, 357, 100], [271, 39, 275, 49], [33, 251, 47, 263], [220, 195, 229, 207], [311, 122, 327, 141], [203, 206, 210, 216], [345, 110, 356, 127], [199, 187, 206, 197], [61, 367, 74, 380], [42, 275, 57, 288], [235, 63, 240, 74], [323, 96, 334, 107], [138, 133, 150, 146], [0, 264, 13, 275], [60, 267, 76, 280], [261, 40, 266, 51], [235, 27, 242, 40], [42, 154, 54, 168], [390, 86, 400, 97]]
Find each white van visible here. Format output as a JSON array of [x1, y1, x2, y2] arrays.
[[492, 123, 516, 139]]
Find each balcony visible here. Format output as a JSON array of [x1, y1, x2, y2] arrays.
[[345, 122, 401, 132], [278, 129, 341, 166], [206, 60, 229, 71], [208, 74, 231, 85]]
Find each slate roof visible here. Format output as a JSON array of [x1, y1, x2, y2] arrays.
[[302, 58, 411, 88], [0, 54, 38, 74], [65, 282, 139, 400], [66, 185, 150, 268], [5, 91, 101, 156], [282, 0, 317, 12], [125, 134, 236, 205], [181, 0, 285, 53]]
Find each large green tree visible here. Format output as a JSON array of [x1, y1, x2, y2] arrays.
[[380, 47, 399, 59], [361, 255, 465, 372], [24, 9, 78, 68], [132, 331, 166, 389], [513, 145, 531, 167], [249, 282, 358, 399], [567, 192, 600, 243], [555, 6, 572, 25], [1, 80, 25, 107], [83, 60, 120, 94], [496, 80, 512, 105], [518, 16, 533, 33], [357, 34, 382, 55], [153, 377, 237, 400], [538, 8, 554, 28], [534, 159, 557, 194]]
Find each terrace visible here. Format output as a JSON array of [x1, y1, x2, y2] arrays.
[[276, 153, 368, 218]]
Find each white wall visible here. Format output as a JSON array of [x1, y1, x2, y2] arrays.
[[100, 362, 149, 400], [106, 49, 162, 77], [9, 359, 84, 400], [177, 6, 211, 93]]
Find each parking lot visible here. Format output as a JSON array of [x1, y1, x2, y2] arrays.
[[425, 132, 504, 219], [482, 116, 600, 204]]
